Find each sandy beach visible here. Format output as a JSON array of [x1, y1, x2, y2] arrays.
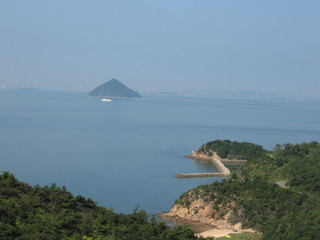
[[196, 228, 244, 238], [158, 212, 253, 238]]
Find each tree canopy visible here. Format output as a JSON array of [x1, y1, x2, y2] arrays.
[[0, 172, 206, 240], [198, 140, 267, 160]]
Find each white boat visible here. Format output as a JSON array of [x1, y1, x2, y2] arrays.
[[101, 98, 112, 102]]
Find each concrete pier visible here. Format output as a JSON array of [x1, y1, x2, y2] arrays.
[[176, 151, 234, 178], [175, 173, 225, 178]]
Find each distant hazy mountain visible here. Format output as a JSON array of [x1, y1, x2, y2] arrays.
[[88, 79, 141, 98]]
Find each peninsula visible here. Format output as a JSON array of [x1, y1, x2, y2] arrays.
[[88, 79, 142, 98], [161, 140, 320, 239], [175, 140, 262, 178]]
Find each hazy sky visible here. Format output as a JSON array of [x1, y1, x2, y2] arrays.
[[0, 1, 319, 97]]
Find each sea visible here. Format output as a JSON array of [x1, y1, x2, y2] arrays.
[[0, 89, 319, 214]]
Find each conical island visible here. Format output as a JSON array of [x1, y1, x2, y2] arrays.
[[88, 79, 141, 98]]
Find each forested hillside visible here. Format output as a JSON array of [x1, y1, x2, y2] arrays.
[[197, 140, 267, 160], [175, 141, 320, 240], [0, 172, 206, 240]]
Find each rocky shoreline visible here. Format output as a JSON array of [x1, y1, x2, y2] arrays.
[[159, 198, 255, 238], [159, 207, 254, 238]]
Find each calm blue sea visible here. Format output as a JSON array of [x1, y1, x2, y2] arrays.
[[0, 89, 319, 214]]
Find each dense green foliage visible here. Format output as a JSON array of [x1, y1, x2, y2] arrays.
[[198, 140, 267, 160], [0, 172, 206, 240], [177, 141, 320, 240]]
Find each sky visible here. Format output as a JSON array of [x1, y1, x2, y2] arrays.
[[0, 1, 319, 97]]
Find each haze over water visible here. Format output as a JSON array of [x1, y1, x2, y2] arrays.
[[0, 89, 319, 213]]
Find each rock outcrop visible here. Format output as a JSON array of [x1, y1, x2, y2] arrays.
[[162, 193, 246, 232]]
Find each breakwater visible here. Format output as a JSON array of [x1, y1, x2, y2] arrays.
[[175, 151, 232, 178], [176, 173, 225, 178]]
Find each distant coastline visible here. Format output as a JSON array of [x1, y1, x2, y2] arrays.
[[88, 95, 142, 99]]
